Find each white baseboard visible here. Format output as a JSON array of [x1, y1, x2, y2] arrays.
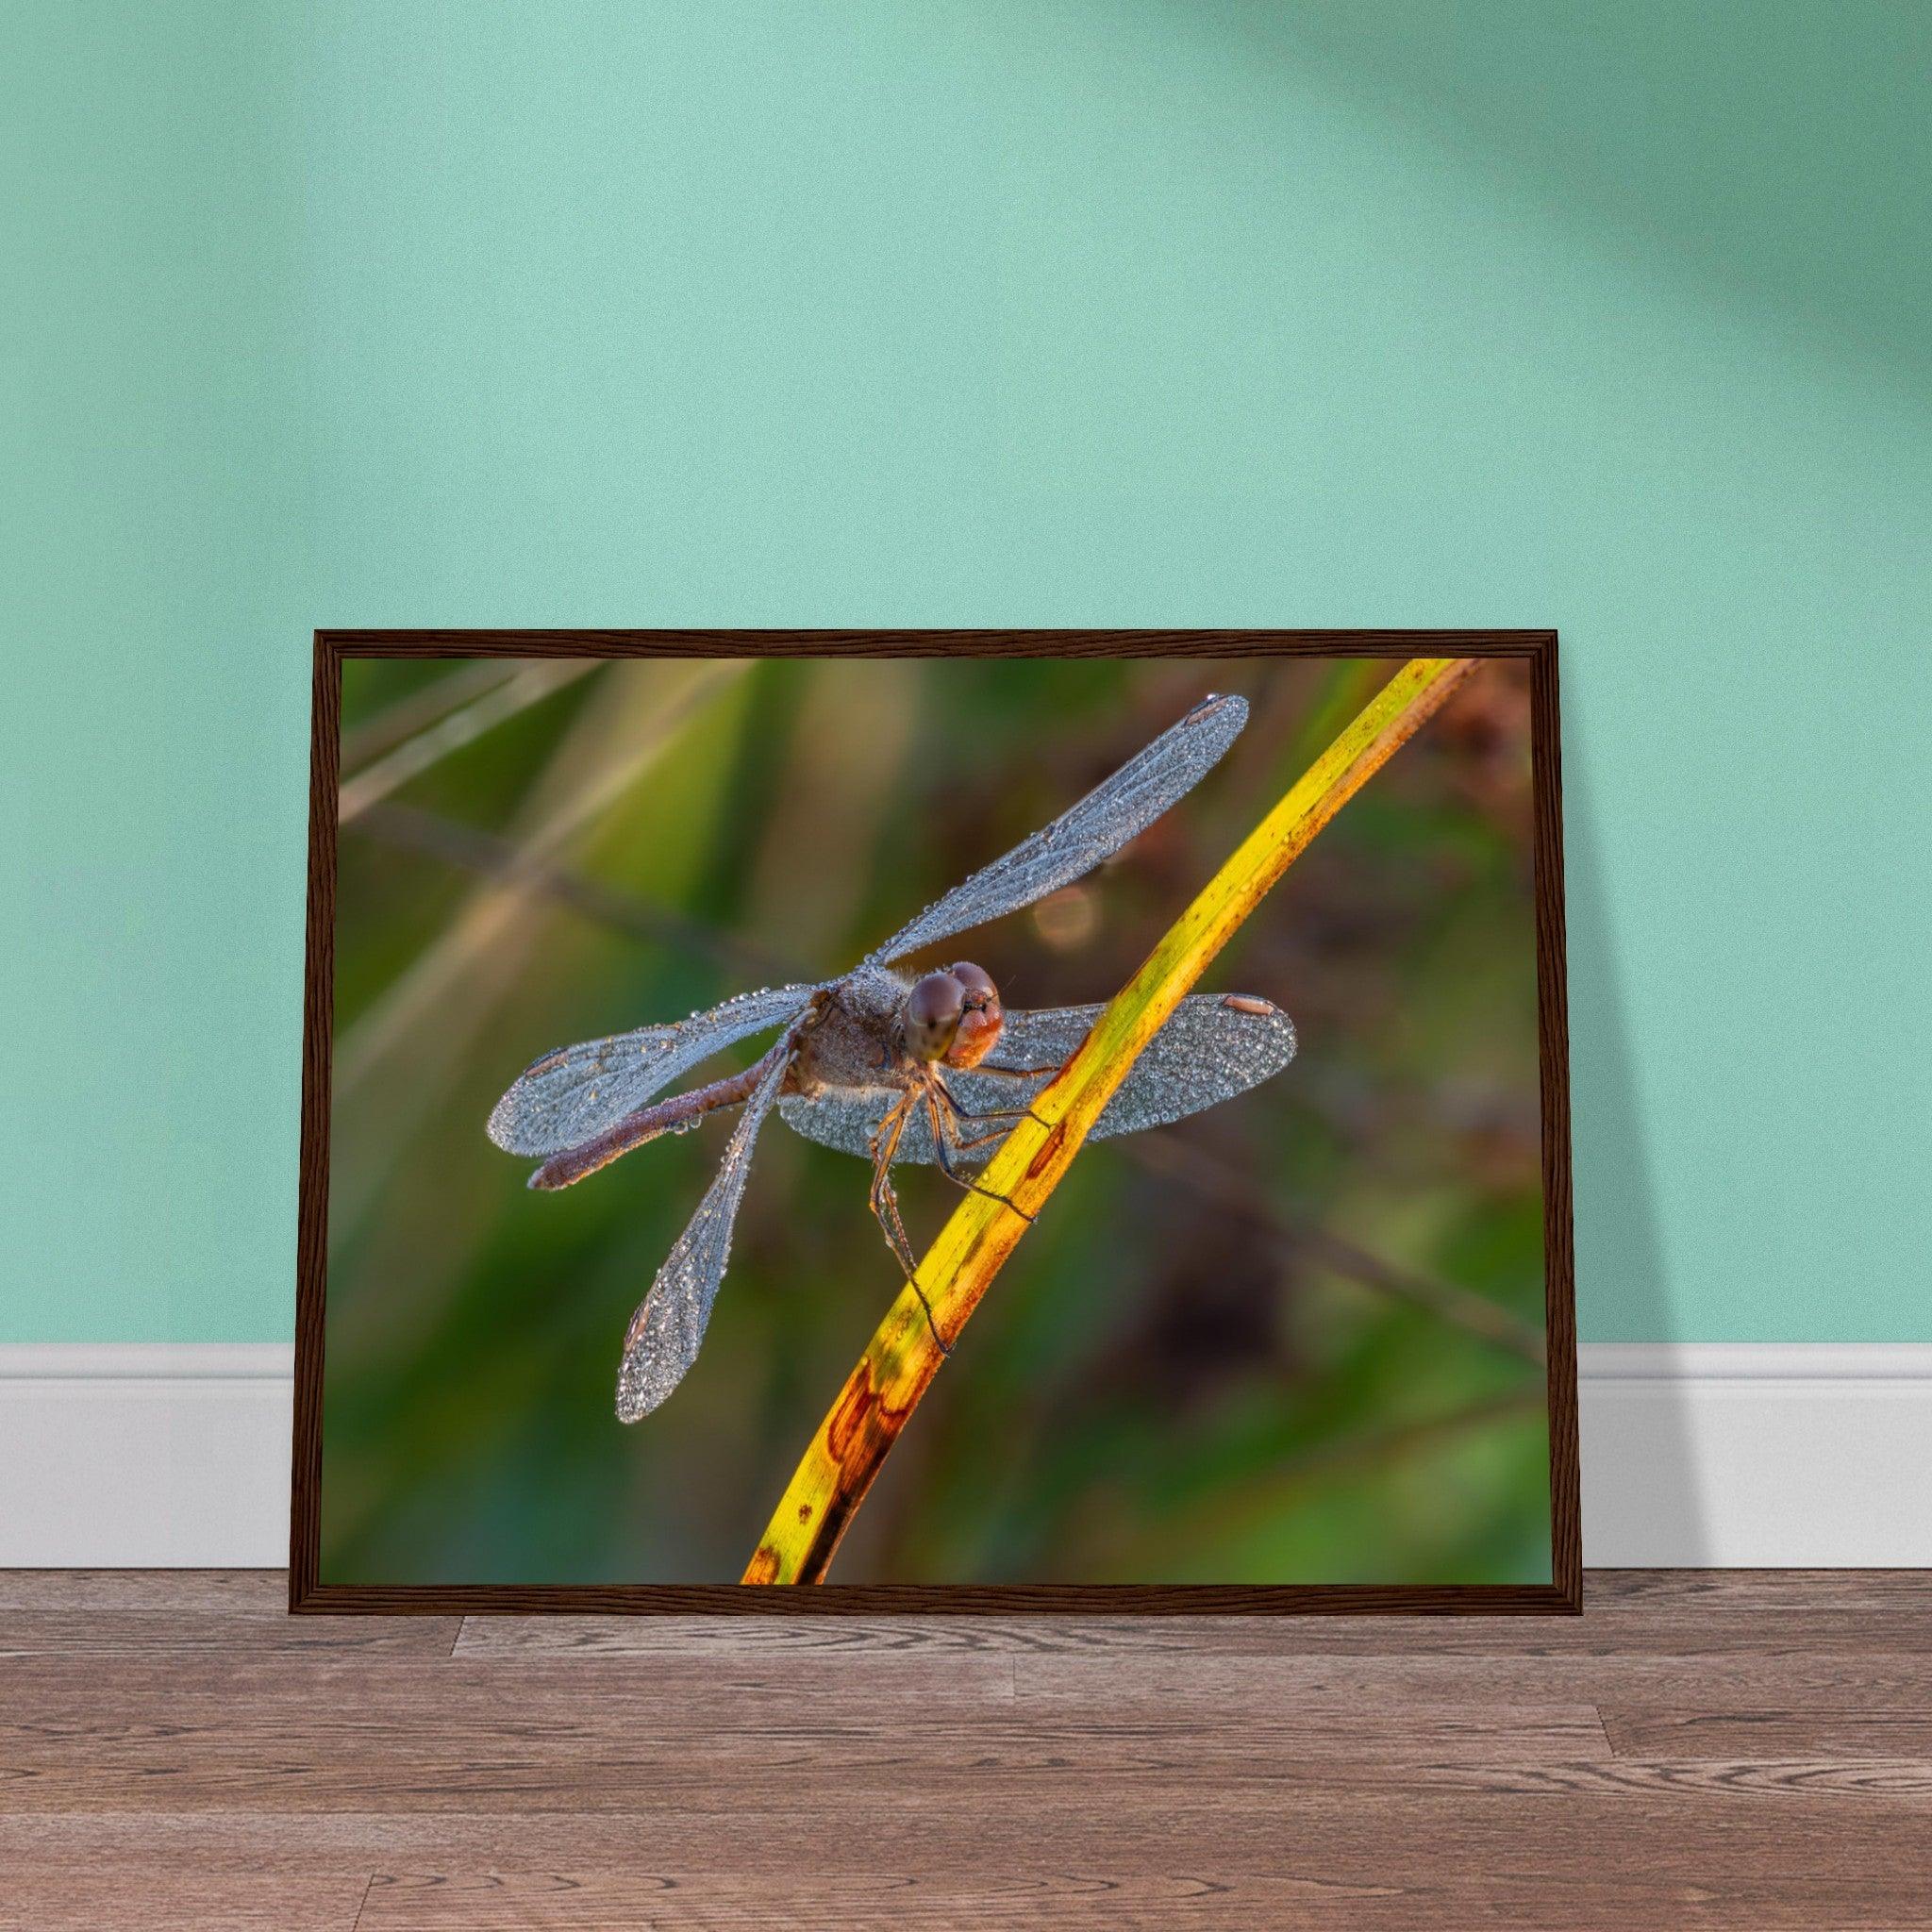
[[0, 1345, 292, 1568], [3, 1342, 1928, 1570], [1577, 1344, 1932, 1567]]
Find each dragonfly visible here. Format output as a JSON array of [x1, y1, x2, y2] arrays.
[[488, 692, 1297, 1422]]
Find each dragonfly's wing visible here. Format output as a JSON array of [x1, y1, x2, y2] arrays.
[[486, 982, 817, 1158], [777, 993, 1295, 1169], [864, 693, 1249, 968], [777, 1085, 943, 1165], [615, 1045, 791, 1422], [1013, 994, 1297, 1142]]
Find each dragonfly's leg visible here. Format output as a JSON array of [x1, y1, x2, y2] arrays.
[[942, 1094, 1039, 1124], [877, 1178, 951, 1359], [874, 1182, 920, 1283], [933, 1072, 1049, 1132], [865, 1108, 920, 1281], [865, 1091, 913, 1209], [865, 1095, 951, 1357], [924, 1086, 1037, 1224]]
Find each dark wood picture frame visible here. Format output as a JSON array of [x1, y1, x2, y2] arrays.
[[293, 630, 1577, 1615]]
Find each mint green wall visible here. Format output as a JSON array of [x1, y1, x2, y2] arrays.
[[4, 4, 1926, 1344]]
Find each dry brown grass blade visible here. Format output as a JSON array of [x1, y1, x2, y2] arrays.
[[744, 656, 1483, 1585], [339, 659, 524, 773], [337, 660, 599, 821], [329, 660, 744, 1235]]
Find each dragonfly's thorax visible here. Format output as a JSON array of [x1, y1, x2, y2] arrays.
[[785, 967, 922, 1098]]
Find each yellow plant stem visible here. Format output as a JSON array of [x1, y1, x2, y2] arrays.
[[743, 656, 1481, 1585]]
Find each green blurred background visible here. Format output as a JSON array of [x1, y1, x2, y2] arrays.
[[321, 655, 1551, 1586]]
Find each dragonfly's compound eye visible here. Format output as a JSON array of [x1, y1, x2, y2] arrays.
[[942, 961, 1004, 1069], [949, 961, 998, 1007], [904, 972, 966, 1062]]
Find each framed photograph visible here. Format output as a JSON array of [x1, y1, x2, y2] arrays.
[[292, 631, 1576, 1611]]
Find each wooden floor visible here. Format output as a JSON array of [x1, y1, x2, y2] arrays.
[[3, 1573, 1930, 1929]]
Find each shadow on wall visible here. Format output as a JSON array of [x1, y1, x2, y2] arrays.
[[1562, 707, 1708, 1563], [1195, 0, 1932, 1564], [1215, 0, 1931, 395]]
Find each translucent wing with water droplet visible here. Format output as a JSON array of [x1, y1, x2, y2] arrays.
[[982, 994, 1297, 1141], [486, 982, 817, 1158], [615, 1045, 791, 1422], [775, 993, 1295, 1167], [864, 693, 1249, 968]]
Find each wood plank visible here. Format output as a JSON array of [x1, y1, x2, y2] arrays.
[[454, 1609, 1932, 1659], [455, 1570, 1932, 1659], [6, 1801, 1928, 1931], [0, 1704, 1611, 1812], [0, 1808, 375, 1929], [8, 1791, 1930, 1860], [0, 1571, 458, 1657], [9, 1652, 1644, 1732], [0, 1571, 281, 1610], [0, 1868, 371, 1932], [349, 1868, 1388, 1931], [1007, 1651, 1932, 1709], [1584, 1571, 1932, 1611], [1, 1801, 1924, 1877], [1606, 1706, 1932, 1757], [24, 1754, 1932, 1816], [0, 1614, 459, 1659], [348, 1865, 1932, 1932], [0, 1649, 1604, 1813], [0, 1651, 1020, 1710]]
